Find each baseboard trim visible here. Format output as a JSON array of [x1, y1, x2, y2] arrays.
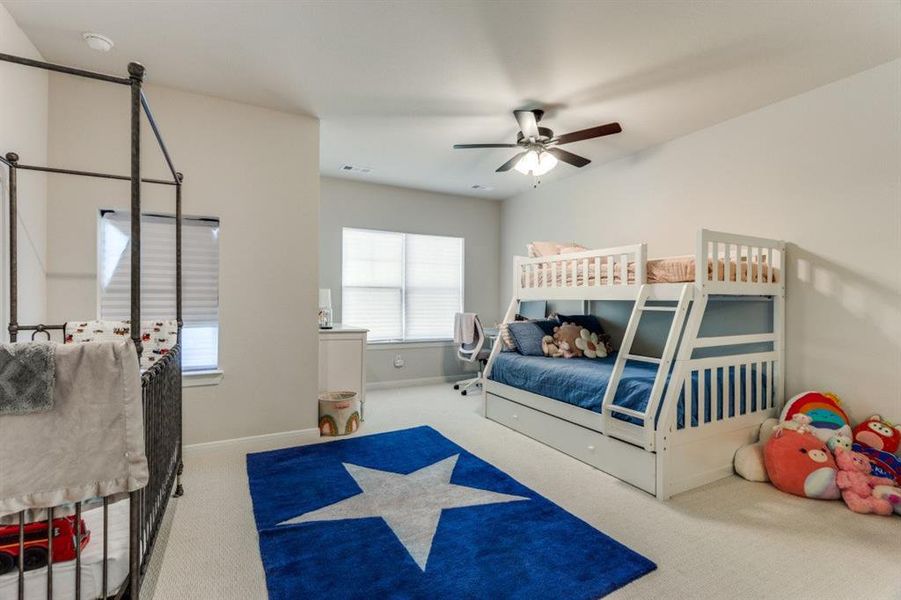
[[184, 427, 321, 455], [367, 374, 472, 391]]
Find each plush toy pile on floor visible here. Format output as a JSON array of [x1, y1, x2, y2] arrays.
[[734, 391, 901, 516]]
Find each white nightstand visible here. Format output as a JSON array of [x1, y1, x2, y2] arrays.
[[318, 324, 369, 419]]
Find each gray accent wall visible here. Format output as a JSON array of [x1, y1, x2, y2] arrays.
[[319, 177, 501, 386], [500, 60, 901, 419]]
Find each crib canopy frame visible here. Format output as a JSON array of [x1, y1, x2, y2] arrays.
[[1, 52, 184, 600]]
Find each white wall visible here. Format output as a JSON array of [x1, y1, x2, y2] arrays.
[[320, 176, 501, 385], [0, 5, 48, 333], [501, 59, 901, 419], [45, 74, 320, 445]]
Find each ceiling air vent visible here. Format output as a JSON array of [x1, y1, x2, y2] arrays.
[[470, 184, 494, 191], [341, 165, 374, 174]]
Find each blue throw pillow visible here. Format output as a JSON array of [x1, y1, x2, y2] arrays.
[[507, 319, 559, 356], [555, 313, 604, 334]]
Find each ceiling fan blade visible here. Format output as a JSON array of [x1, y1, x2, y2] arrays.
[[547, 147, 591, 168], [514, 110, 540, 140], [554, 122, 622, 145], [496, 151, 528, 172], [453, 143, 518, 149]]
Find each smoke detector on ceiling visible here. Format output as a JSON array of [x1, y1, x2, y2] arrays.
[[82, 33, 114, 52]]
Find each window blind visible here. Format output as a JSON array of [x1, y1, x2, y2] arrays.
[[342, 228, 463, 342], [99, 211, 220, 370]]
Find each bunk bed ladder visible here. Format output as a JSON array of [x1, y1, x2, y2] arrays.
[[601, 283, 693, 449]]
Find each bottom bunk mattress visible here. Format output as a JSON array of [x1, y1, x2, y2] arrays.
[[0, 499, 130, 600], [489, 353, 769, 428]]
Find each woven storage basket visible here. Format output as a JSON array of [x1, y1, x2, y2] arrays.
[[318, 391, 361, 436]]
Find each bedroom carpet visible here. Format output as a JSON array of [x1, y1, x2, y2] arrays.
[[149, 384, 901, 600]]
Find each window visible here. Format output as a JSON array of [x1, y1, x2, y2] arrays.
[[342, 228, 463, 342], [99, 211, 220, 371]]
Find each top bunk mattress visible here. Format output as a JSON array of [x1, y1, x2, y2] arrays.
[[522, 254, 777, 286]]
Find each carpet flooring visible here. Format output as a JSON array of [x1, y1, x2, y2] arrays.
[[149, 384, 901, 600]]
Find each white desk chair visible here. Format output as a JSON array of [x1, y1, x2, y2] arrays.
[[453, 313, 490, 396]]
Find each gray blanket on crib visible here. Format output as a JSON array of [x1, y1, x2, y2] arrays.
[[0, 339, 149, 521], [0, 342, 55, 415]]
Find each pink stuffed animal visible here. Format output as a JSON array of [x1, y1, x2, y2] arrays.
[[834, 447, 895, 515]]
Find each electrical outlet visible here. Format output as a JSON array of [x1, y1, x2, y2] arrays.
[[394, 354, 405, 368]]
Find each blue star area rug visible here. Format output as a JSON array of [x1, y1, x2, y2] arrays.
[[246, 426, 656, 599]]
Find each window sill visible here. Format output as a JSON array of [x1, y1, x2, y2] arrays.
[[184, 369, 224, 388], [367, 340, 454, 350]]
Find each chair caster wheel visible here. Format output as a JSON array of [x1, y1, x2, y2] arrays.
[[461, 390, 468, 396], [453, 384, 460, 390]]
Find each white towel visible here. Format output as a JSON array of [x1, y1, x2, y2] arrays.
[[0, 339, 148, 520], [454, 313, 476, 345]]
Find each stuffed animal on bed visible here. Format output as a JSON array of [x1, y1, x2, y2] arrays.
[[763, 429, 841, 499], [834, 447, 895, 515], [852, 415, 901, 454], [574, 328, 607, 359], [553, 324, 582, 358], [548, 323, 597, 359], [779, 391, 852, 444], [541, 335, 564, 358]]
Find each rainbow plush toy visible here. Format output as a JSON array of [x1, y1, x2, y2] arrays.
[[780, 391, 852, 444]]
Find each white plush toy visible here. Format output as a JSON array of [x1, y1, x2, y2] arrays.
[[873, 485, 901, 516], [734, 418, 780, 482]]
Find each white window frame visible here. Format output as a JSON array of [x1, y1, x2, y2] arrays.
[[97, 210, 221, 373], [341, 227, 465, 344]]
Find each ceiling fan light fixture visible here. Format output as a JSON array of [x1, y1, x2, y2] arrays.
[[514, 149, 557, 176], [513, 150, 539, 175], [534, 151, 558, 176], [453, 110, 617, 174]]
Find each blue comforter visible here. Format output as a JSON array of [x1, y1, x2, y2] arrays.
[[489, 353, 767, 428]]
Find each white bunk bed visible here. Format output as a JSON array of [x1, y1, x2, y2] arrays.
[[483, 229, 786, 500]]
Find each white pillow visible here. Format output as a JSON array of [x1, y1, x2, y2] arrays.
[[527, 241, 587, 257]]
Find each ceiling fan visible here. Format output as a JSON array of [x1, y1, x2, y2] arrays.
[[453, 109, 621, 176]]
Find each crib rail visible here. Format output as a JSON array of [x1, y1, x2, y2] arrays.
[[697, 229, 785, 295], [515, 243, 647, 301], [2, 346, 182, 600], [134, 344, 182, 592]]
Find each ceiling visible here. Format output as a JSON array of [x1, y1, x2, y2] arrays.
[[6, 1, 901, 200]]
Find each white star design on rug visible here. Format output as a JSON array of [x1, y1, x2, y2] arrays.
[[278, 454, 528, 570]]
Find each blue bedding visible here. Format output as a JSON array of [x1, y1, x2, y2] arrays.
[[489, 353, 768, 428]]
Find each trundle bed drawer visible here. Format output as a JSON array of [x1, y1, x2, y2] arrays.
[[486, 393, 657, 495]]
